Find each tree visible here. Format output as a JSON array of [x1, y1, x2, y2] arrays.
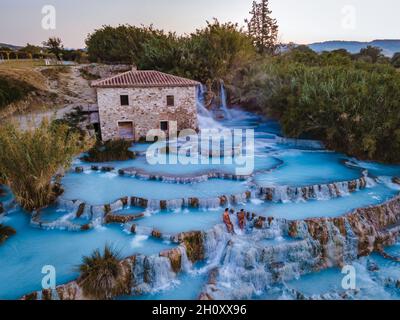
[[42, 37, 64, 60], [356, 46, 384, 63], [78, 245, 124, 300], [391, 52, 400, 68], [20, 43, 43, 59], [0, 120, 93, 211], [245, 0, 279, 54], [86, 25, 157, 64]]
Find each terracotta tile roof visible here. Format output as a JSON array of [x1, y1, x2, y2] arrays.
[[91, 70, 199, 88]]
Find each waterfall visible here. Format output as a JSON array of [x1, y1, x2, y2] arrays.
[[178, 245, 193, 273], [131, 255, 177, 294], [260, 177, 369, 203], [198, 197, 222, 210], [220, 82, 232, 120], [196, 85, 224, 130], [200, 222, 322, 299], [377, 176, 400, 190]]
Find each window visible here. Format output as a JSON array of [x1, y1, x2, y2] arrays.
[[120, 95, 129, 106], [166, 95, 175, 106], [160, 121, 169, 131]]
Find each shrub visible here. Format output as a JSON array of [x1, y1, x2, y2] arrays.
[[78, 245, 123, 300], [0, 119, 93, 211], [83, 139, 135, 162], [232, 49, 400, 163], [0, 76, 35, 110]]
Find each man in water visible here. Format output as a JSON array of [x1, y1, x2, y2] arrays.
[[237, 209, 246, 230], [223, 208, 234, 234]]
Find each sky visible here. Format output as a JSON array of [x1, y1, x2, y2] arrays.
[[1, 0, 399, 48]]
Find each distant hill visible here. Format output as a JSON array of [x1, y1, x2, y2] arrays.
[[308, 40, 400, 57], [0, 43, 23, 50]]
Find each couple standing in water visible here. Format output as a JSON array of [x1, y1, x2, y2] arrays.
[[223, 208, 246, 234]]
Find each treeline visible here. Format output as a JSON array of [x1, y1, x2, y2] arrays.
[[86, 20, 256, 85], [0, 40, 88, 63], [83, 1, 400, 163]]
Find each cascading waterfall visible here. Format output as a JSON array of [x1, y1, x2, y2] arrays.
[[131, 254, 177, 294], [220, 82, 232, 120], [178, 245, 193, 273], [259, 177, 369, 203], [200, 221, 323, 300], [196, 85, 224, 130], [377, 176, 400, 190]]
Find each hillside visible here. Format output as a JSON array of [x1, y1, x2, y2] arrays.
[[0, 43, 23, 50], [308, 39, 400, 57]]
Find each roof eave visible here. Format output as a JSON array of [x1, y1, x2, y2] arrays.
[[91, 83, 200, 89]]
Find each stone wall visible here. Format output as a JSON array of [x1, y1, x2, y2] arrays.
[[97, 86, 198, 141]]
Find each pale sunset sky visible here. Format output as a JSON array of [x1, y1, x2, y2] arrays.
[[1, 0, 399, 48]]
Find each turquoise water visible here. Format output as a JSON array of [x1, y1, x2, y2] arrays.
[[1, 107, 400, 300], [352, 160, 400, 178], [130, 209, 222, 234], [254, 151, 362, 187], [0, 208, 174, 299], [77, 153, 281, 177], [120, 271, 207, 300], [285, 252, 400, 300], [241, 183, 398, 220], [61, 172, 250, 205]]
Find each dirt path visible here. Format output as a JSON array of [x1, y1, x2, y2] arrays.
[[11, 65, 96, 129]]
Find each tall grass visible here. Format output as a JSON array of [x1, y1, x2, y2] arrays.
[[0, 119, 93, 212], [77, 245, 123, 300]]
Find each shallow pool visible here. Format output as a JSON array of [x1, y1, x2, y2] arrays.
[[126, 208, 222, 235], [61, 171, 250, 205], [254, 150, 362, 187], [0, 208, 175, 299], [238, 183, 398, 220]]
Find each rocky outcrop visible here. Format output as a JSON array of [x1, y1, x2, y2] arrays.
[[75, 166, 84, 173], [175, 231, 204, 263], [286, 195, 400, 267], [160, 247, 182, 273], [104, 213, 144, 224]]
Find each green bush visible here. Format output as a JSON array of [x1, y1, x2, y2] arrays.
[[77, 245, 123, 300], [83, 139, 135, 162]]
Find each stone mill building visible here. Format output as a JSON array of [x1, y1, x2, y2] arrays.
[[91, 68, 199, 141]]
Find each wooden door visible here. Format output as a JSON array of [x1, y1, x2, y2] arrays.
[[118, 122, 134, 140]]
